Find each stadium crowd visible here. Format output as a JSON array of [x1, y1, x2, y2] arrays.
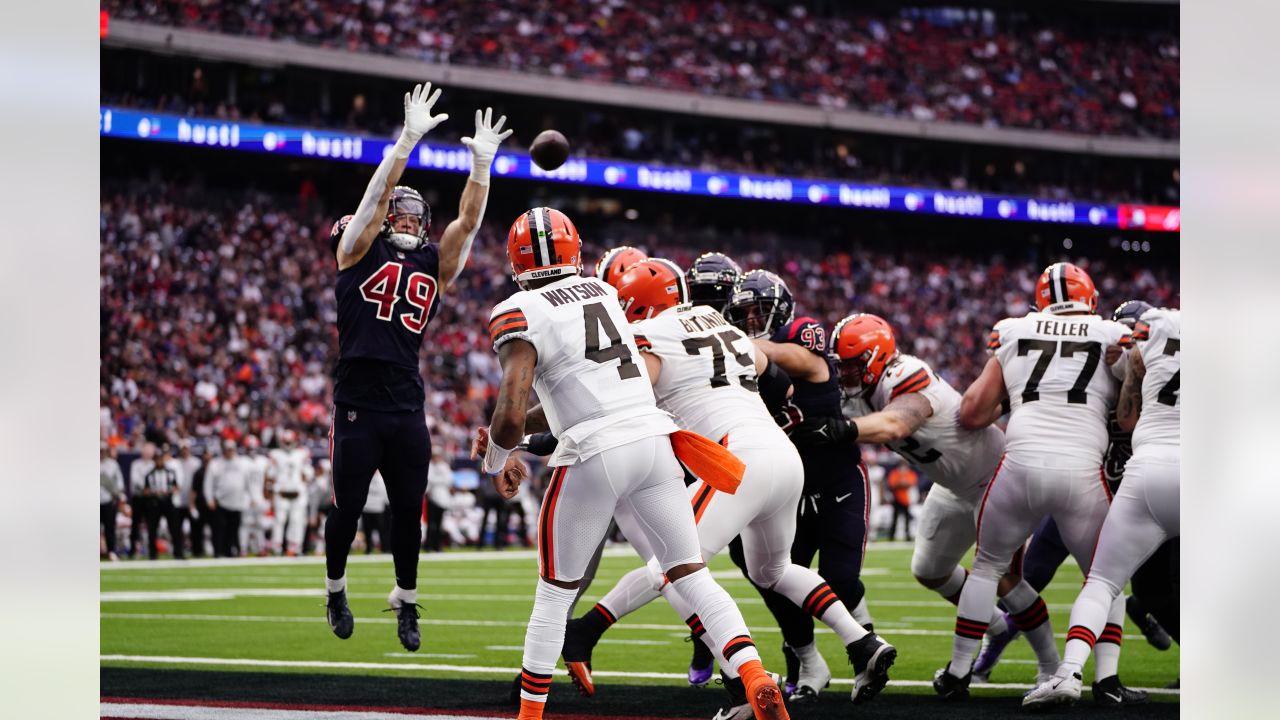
[[100, 181, 1178, 557], [106, 0, 1178, 140]]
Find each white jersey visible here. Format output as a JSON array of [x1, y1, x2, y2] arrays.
[[1130, 308, 1180, 450], [633, 304, 780, 445], [991, 312, 1128, 467], [844, 354, 1004, 496], [489, 276, 677, 466], [268, 447, 313, 494]]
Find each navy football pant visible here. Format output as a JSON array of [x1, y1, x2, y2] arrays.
[[325, 404, 431, 589], [729, 463, 870, 647]]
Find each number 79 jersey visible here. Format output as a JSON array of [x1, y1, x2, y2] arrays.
[[488, 276, 677, 466], [991, 312, 1129, 466], [632, 304, 778, 445]]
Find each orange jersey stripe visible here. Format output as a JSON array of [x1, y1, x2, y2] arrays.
[[890, 369, 931, 399]]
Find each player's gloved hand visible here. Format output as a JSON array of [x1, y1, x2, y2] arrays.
[[461, 107, 514, 186], [790, 416, 858, 447], [394, 82, 449, 158]]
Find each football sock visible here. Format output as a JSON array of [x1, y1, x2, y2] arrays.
[[325, 574, 346, 593], [576, 603, 617, 641], [388, 584, 417, 609], [670, 568, 761, 675], [851, 596, 874, 628], [1002, 580, 1059, 670], [1059, 577, 1124, 675], [1093, 594, 1127, 680], [661, 579, 732, 675], [936, 566, 968, 602], [951, 572, 999, 676], [596, 566, 662, 621], [771, 565, 868, 644], [519, 580, 577, 703]]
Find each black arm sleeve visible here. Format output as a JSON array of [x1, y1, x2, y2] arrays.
[[522, 432, 560, 457], [757, 359, 793, 415]]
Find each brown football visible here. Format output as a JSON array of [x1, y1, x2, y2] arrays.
[[530, 129, 570, 171]]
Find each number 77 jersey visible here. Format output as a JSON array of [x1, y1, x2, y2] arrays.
[[990, 311, 1129, 466], [488, 276, 677, 466]]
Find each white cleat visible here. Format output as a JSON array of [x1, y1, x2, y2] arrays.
[[1023, 670, 1083, 710], [787, 641, 831, 702]]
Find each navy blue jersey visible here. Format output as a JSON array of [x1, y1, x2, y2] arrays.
[[333, 235, 442, 412], [772, 316, 860, 489]]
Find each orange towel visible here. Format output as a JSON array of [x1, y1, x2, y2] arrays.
[[671, 429, 744, 495]]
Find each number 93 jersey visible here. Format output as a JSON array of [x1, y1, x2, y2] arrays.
[[632, 304, 779, 445], [990, 312, 1129, 466], [1130, 308, 1180, 450], [488, 276, 677, 466], [845, 354, 1004, 496]]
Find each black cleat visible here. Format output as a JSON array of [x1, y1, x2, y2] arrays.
[[562, 617, 600, 697], [688, 632, 715, 687], [326, 590, 353, 639], [1126, 596, 1172, 651], [847, 633, 896, 704], [509, 674, 522, 706], [385, 602, 422, 651], [781, 643, 800, 697], [932, 665, 971, 701], [1092, 675, 1149, 707]]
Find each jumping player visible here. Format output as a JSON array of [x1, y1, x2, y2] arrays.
[[1023, 307, 1179, 708], [561, 259, 895, 716], [934, 262, 1129, 700], [476, 208, 789, 720], [323, 82, 513, 651]]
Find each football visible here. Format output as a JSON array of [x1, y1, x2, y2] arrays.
[[529, 129, 570, 170]]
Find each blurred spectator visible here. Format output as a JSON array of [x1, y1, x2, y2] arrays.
[[127, 443, 156, 557], [176, 439, 202, 555], [189, 447, 214, 557], [362, 470, 389, 554], [206, 438, 251, 557], [242, 436, 271, 556], [425, 450, 453, 552], [106, 0, 1179, 139], [886, 459, 918, 542], [305, 458, 333, 555], [100, 443, 126, 560]]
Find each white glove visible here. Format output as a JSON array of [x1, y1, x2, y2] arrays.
[[393, 82, 449, 159], [461, 107, 514, 185]]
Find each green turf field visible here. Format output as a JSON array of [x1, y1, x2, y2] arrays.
[[101, 543, 1178, 702]]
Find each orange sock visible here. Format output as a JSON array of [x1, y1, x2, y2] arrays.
[[737, 658, 770, 689], [517, 698, 546, 720]]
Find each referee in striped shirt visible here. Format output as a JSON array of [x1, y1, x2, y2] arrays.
[[141, 444, 185, 560]]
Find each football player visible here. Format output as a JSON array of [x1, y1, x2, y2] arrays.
[[475, 208, 789, 720], [1024, 308, 1179, 708], [686, 252, 744, 314], [323, 82, 513, 652], [561, 259, 895, 715], [267, 429, 314, 556], [595, 245, 648, 287], [789, 313, 1061, 679], [724, 270, 876, 699], [933, 262, 1129, 700]]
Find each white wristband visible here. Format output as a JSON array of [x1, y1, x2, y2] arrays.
[[482, 434, 514, 474], [393, 130, 421, 160], [469, 154, 492, 186]]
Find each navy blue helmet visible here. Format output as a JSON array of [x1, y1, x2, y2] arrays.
[[1112, 299, 1153, 329], [726, 270, 795, 338], [384, 185, 432, 251], [686, 252, 743, 312]]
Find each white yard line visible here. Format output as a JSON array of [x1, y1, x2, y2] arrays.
[[101, 701, 507, 720], [99, 654, 1179, 695], [99, 612, 1152, 640]]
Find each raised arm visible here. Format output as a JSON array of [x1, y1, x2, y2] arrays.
[[436, 108, 514, 293], [336, 82, 449, 270], [959, 356, 1009, 430]]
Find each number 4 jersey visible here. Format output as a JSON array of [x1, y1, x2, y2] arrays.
[[334, 237, 441, 412], [488, 276, 677, 466], [990, 312, 1129, 466], [844, 354, 1004, 496]]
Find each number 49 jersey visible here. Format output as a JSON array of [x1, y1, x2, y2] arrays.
[[633, 304, 779, 445], [488, 276, 677, 466], [1130, 308, 1180, 450], [334, 237, 441, 411], [991, 312, 1129, 466]]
